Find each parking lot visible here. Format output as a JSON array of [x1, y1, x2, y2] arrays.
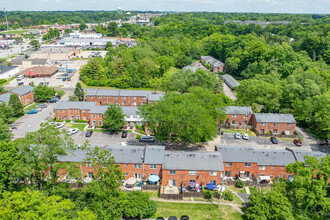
[[70, 130, 136, 146], [219, 132, 311, 151]]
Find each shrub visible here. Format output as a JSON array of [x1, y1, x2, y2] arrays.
[[223, 190, 234, 201], [141, 129, 145, 134], [135, 125, 142, 129], [65, 119, 71, 123], [235, 180, 245, 188], [0, 79, 7, 84], [75, 119, 86, 123], [136, 134, 142, 140], [203, 188, 214, 199], [56, 119, 62, 122]]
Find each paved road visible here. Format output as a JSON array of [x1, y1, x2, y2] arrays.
[[222, 82, 237, 101], [12, 103, 56, 139]]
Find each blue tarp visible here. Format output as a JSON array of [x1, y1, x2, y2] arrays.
[[206, 183, 217, 190]]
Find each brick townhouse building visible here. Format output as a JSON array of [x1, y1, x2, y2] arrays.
[[54, 101, 142, 126], [0, 85, 34, 105], [161, 151, 224, 187], [224, 106, 253, 126], [85, 89, 164, 106], [251, 113, 296, 135], [216, 145, 326, 181], [200, 56, 225, 72]]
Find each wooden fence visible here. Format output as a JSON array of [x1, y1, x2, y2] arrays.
[[253, 128, 298, 138], [159, 193, 183, 200], [142, 185, 160, 191], [220, 124, 253, 130], [223, 180, 271, 189]]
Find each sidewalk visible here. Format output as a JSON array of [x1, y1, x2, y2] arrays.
[[150, 198, 245, 214]]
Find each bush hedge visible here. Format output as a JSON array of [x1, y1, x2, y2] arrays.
[[235, 180, 245, 188], [75, 119, 86, 123], [56, 119, 62, 122], [65, 119, 71, 123], [136, 134, 142, 140], [223, 191, 234, 201], [0, 79, 7, 84]]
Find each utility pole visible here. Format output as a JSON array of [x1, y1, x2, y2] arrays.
[[218, 172, 224, 209], [3, 8, 9, 31]]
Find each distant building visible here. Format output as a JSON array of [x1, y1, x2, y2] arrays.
[[251, 113, 296, 135], [0, 85, 34, 105], [69, 32, 102, 39], [222, 74, 240, 90], [0, 66, 19, 79], [200, 56, 225, 72], [224, 106, 253, 126]]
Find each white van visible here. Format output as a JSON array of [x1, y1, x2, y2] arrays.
[[16, 75, 24, 81]]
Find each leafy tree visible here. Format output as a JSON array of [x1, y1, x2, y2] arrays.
[[74, 82, 84, 101], [8, 94, 24, 116], [69, 95, 79, 101], [103, 104, 126, 130], [34, 85, 55, 101], [79, 22, 88, 31], [0, 103, 14, 124], [0, 119, 12, 141], [0, 141, 19, 193], [123, 191, 156, 218], [29, 39, 40, 49], [64, 28, 73, 34], [107, 22, 118, 36], [0, 189, 95, 219]]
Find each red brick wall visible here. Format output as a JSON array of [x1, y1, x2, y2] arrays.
[[225, 114, 252, 125], [251, 115, 296, 135], [161, 169, 221, 186], [86, 95, 147, 106], [89, 113, 105, 127], [119, 163, 162, 180], [55, 109, 90, 122], [8, 91, 34, 105]]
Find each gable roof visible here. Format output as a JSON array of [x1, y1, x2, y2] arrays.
[[216, 145, 257, 163], [119, 89, 150, 97], [0, 65, 19, 74], [225, 106, 253, 115], [54, 101, 96, 110], [86, 89, 120, 97], [163, 151, 224, 171], [10, 86, 34, 96], [201, 56, 224, 68], [290, 149, 327, 162], [148, 93, 164, 102], [254, 149, 296, 166], [0, 92, 11, 104], [254, 113, 296, 123], [222, 74, 240, 89]]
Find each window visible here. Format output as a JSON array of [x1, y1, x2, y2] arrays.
[[142, 102, 146, 105], [169, 179, 176, 186], [133, 102, 137, 106], [279, 175, 283, 178], [99, 114, 101, 117], [98, 96, 101, 99], [259, 166, 266, 170], [63, 110, 66, 113], [244, 121, 247, 125], [273, 129, 278, 134], [63, 116, 66, 120], [114, 96, 118, 99], [143, 97, 146, 100], [281, 166, 284, 170], [125, 164, 128, 167], [189, 171, 197, 175], [169, 170, 176, 175], [210, 171, 217, 176], [83, 117, 86, 120], [83, 110, 85, 114], [261, 123, 266, 126], [86, 163, 92, 168], [134, 164, 141, 169], [150, 164, 157, 169], [287, 123, 291, 126], [76, 116, 80, 120], [232, 114, 237, 118], [125, 173, 128, 176], [122, 96, 126, 99], [245, 172, 250, 178], [59, 116, 61, 120], [232, 121, 236, 125], [274, 123, 278, 126], [261, 129, 265, 134], [225, 171, 232, 177], [225, 162, 232, 167], [89, 96, 93, 99], [98, 121, 102, 126], [209, 180, 216, 184], [134, 173, 141, 179], [87, 172, 94, 178], [104, 101, 107, 104], [122, 102, 126, 105], [286, 130, 290, 135], [133, 96, 136, 99], [270, 175, 273, 178], [271, 166, 274, 170], [244, 163, 251, 167], [92, 114, 95, 117], [115, 102, 118, 105], [71, 110, 73, 113], [244, 114, 248, 118]]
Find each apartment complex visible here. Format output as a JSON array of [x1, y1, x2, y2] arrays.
[[0, 85, 34, 105], [85, 89, 163, 106], [224, 106, 253, 126], [251, 113, 296, 135]]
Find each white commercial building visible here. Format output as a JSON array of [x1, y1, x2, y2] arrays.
[[69, 32, 102, 39], [59, 38, 117, 47], [0, 66, 19, 79]]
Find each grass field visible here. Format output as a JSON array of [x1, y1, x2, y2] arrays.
[[221, 129, 255, 136], [25, 102, 42, 111], [65, 123, 87, 131], [2, 30, 31, 34], [153, 201, 243, 220]]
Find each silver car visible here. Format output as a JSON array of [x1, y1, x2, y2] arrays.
[[242, 133, 249, 140], [234, 133, 241, 139]]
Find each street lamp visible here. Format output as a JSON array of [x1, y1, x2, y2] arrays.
[[218, 172, 224, 209]]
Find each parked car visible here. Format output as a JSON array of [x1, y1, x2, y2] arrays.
[[45, 82, 49, 86], [234, 133, 240, 139], [36, 103, 47, 108], [17, 81, 24, 86], [48, 122, 56, 126], [56, 123, 64, 129], [16, 75, 24, 81], [140, 136, 155, 143], [293, 139, 303, 146], [10, 124, 18, 129], [27, 109, 38, 114], [47, 98, 58, 103], [270, 137, 278, 144], [36, 108, 42, 112], [54, 95, 61, 100], [242, 133, 249, 140], [85, 130, 93, 137], [68, 128, 79, 135], [121, 130, 128, 138]]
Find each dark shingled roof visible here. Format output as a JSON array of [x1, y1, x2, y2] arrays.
[[216, 145, 257, 163], [254, 149, 296, 166], [254, 113, 296, 123], [163, 151, 224, 171], [222, 74, 240, 89], [11, 85, 34, 96], [0, 65, 19, 74], [0, 93, 11, 104], [291, 149, 327, 162], [225, 106, 253, 115], [54, 101, 96, 110]]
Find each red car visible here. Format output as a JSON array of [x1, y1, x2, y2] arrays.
[[293, 139, 302, 146]]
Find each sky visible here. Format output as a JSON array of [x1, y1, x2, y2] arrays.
[[0, 0, 329, 14]]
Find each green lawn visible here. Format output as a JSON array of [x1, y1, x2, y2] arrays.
[[153, 201, 243, 220], [249, 187, 258, 195], [55, 90, 66, 96], [2, 76, 16, 86], [144, 191, 159, 198], [2, 29, 31, 34], [221, 129, 255, 136], [65, 123, 87, 131], [25, 102, 40, 111]]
